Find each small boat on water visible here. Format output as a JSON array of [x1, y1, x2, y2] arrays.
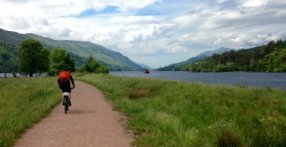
[[144, 69, 150, 74]]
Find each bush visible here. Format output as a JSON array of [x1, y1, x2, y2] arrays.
[[128, 87, 149, 99], [81, 56, 109, 73]]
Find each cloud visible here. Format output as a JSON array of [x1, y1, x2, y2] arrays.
[[3, 0, 32, 3], [123, 24, 162, 42], [0, 0, 285, 67], [1, 16, 30, 30], [241, 0, 269, 7]]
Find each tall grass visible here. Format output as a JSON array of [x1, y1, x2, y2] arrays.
[[78, 74, 286, 147], [0, 77, 61, 147]]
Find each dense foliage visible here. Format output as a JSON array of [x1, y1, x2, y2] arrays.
[[49, 48, 75, 75], [158, 56, 207, 71], [0, 36, 109, 76], [80, 56, 109, 73], [0, 40, 20, 75], [158, 47, 232, 71], [188, 40, 286, 72], [0, 49, 18, 77], [0, 28, 142, 71], [19, 39, 50, 77]]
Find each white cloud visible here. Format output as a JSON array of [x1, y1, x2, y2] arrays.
[[3, 0, 32, 3], [0, 0, 285, 67], [1, 16, 29, 30], [109, 16, 158, 24], [241, 0, 269, 7], [123, 24, 161, 42]]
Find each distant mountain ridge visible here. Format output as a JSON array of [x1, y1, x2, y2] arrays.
[[188, 40, 286, 72], [137, 63, 151, 69], [197, 47, 233, 57], [158, 47, 233, 71], [0, 28, 142, 71]]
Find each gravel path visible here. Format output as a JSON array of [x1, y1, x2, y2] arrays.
[[15, 81, 133, 147]]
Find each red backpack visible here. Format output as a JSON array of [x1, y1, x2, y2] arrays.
[[59, 71, 71, 81]]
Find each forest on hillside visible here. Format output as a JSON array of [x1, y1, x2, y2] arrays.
[[186, 40, 286, 72], [0, 39, 108, 77], [0, 28, 142, 72]]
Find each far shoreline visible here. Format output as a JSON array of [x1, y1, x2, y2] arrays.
[[110, 71, 286, 91]]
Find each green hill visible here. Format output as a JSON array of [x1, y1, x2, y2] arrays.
[[158, 56, 207, 71], [0, 28, 142, 71], [158, 47, 232, 71], [188, 40, 286, 72]]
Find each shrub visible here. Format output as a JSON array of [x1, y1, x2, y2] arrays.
[[128, 88, 149, 99]]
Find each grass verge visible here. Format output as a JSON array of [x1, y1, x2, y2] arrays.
[[0, 77, 61, 147], [78, 74, 286, 147]]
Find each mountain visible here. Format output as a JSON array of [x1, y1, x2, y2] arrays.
[[158, 47, 233, 71], [0, 28, 142, 71], [137, 63, 152, 69], [196, 47, 232, 57], [189, 40, 286, 72], [158, 56, 207, 71]]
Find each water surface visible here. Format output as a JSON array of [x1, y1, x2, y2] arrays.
[[110, 71, 286, 91]]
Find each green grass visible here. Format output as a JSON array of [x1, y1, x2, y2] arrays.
[[77, 74, 286, 147], [0, 77, 61, 147]]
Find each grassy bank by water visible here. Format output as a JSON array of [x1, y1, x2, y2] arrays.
[[0, 78, 60, 147], [78, 74, 286, 147]]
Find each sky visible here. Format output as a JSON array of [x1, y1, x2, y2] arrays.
[[0, 0, 286, 68]]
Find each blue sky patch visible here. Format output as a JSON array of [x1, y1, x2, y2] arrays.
[[136, 9, 163, 16], [78, 5, 120, 17]]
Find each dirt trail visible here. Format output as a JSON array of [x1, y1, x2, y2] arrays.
[[15, 81, 133, 147]]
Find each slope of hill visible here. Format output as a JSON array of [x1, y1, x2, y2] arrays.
[[137, 63, 151, 70], [0, 28, 142, 71], [197, 47, 232, 57], [188, 40, 286, 72], [158, 56, 207, 71], [158, 47, 232, 71]]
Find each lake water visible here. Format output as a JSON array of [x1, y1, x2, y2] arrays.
[[110, 71, 286, 91], [0, 73, 47, 78]]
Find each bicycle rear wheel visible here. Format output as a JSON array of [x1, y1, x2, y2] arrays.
[[64, 97, 69, 114]]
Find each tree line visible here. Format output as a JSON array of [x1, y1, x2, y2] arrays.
[[187, 40, 286, 72], [0, 39, 108, 77]]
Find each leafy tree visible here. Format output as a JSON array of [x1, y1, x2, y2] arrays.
[[260, 47, 286, 72], [215, 62, 236, 72], [19, 39, 50, 77], [84, 56, 98, 72], [49, 48, 75, 75], [0, 42, 19, 74], [0, 51, 10, 78], [82, 56, 109, 73]]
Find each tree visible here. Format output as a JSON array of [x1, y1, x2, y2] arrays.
[[49, 48, 75, 75], [260, 47, 286, 72], [82, 56, 109, 73], [19, 39, 50, 77], [84, 56, 98, 72], [0, 51, 10, 78], [38, 48, 50, 75]]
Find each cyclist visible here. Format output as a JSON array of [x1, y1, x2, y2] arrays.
[[58, 67, 75, 106]]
